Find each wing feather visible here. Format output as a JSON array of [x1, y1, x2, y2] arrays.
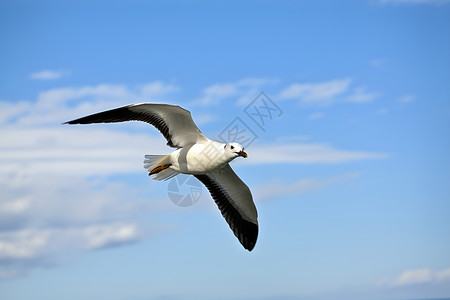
[[195, 164, 258, 251], [64, 103, 208, 148]]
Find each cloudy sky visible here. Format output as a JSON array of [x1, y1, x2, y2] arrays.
[[1, 0, 449, 300]]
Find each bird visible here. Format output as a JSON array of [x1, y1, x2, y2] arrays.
[[64, 103, 258, 251]]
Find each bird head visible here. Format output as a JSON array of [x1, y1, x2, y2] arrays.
[[224, 142, 247, 159]]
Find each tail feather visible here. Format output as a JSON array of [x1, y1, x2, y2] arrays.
[[153, 168, 179, 181], [144, 155, 179, 181]]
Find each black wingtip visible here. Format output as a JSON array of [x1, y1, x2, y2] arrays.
[[241, 219, 258, 251], [60, 105, 142, 125], [63, 120, 78, 125], [194, 174, 258, 252], [62, 120, 80, 125]]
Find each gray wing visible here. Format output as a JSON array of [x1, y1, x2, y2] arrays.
[[64, 103, 209, 148], [195, 164, 258, 251]]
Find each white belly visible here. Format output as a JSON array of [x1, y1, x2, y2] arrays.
[[170, 141, 227, 174]]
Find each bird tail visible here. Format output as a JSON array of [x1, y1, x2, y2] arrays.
[[144, 155, 179, 181]]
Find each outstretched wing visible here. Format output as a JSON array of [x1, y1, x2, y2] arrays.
[[195, 164, 258, 251], [64, 103, 209, 148]]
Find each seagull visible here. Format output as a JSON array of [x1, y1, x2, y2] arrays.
[[64, 103, 258, 251]]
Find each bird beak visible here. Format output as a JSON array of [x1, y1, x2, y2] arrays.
[[237, 150, 248, 158]]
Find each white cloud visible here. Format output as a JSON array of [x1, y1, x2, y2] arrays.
[[346, 87, 379, 103], [278, 78, 378, 106], [192, 113, 218, 125], [0, 229, 50, 260], [0, 198, 30, 214], [0, 101, 32, 124], [194, 83, 238, 106], [192, 77, 278, 106], [37, 84, 130, 106], [0, 222, 144, 278], [0, 79, 387, 279], [0, 127, 168, 177], [394, 269, 432, 285], [380, 268, 450, 287], [30, 70, 68, 80], [436, 268, 450, 282], [36, 81, 180, 109], [0, 81, 181, 279], [140, 81, 181, 97], [0, 126, 385, 214], [245, 143, 387, 165], [0, 122, 168, 278], [279, 78, 352, 103], [79, 223, 141, 250], [1, 81, 181, 128], [0, 171, 168, 278]]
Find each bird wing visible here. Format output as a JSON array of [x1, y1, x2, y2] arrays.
[[64, 103, 209, 148], [195, 164, 258, 251]]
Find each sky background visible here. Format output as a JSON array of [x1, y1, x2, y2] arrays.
[[1, 0, 449, 300]]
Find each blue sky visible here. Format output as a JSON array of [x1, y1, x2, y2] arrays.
[[0, 0, 449, 300]]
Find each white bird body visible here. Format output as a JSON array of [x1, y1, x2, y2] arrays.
[[65, 103, 258, 251], [169, 140, 230, 174]]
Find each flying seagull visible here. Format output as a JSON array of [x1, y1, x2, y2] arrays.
[[64, 103, 258, 251]]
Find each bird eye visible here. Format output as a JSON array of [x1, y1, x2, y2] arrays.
[[230, 145, 234, 150]]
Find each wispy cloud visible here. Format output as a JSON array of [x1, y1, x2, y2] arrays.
[[379, 268, 450, 286], [346, 86, 379, 103], [1, 81, 181, 127], [0, 80, 387, 279], [0, 169, 170, 278], [0, 127, 168, 177], [0, 173, 165, 277], [192, 113, 218, 125], [278, 78, 351, 103], [0, 83, 175, 178], [37, 81, 180, 107], [436, 268, 450, 282], [140, 81, 181, 97], [36, 84, 130, 109], [246, 143, 387, 164], [0, 81, 181, 279], [192, 77, 278, 106], [391, 269, 432, 286], [194, 82, 238, 106], [30, 70, 68, 80], [0, 222, 146, 278], [0, 223, 141, 259], [278, 78, 378, 106]]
